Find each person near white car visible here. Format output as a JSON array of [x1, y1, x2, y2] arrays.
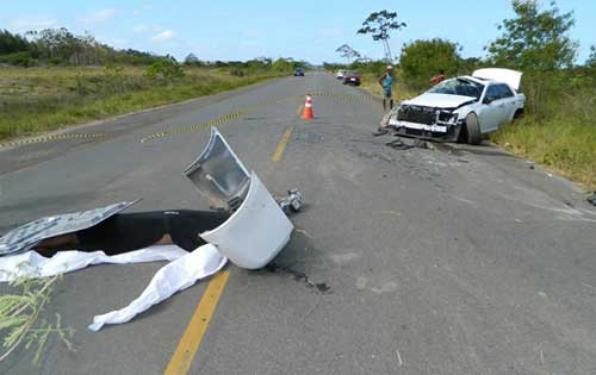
[[378, 65, 395, 111]]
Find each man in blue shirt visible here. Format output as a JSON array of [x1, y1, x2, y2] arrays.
[[378, 65, 394, 111]]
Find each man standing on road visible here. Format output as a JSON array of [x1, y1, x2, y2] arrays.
[[378, 65, 394, 111]]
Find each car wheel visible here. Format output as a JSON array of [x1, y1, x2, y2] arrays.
[[464, 112, 481, 145]]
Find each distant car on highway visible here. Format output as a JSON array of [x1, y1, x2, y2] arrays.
[[294, 67, 305, 77], [342, 72, 361, 86], [336, 70, 346, 80], [382, 68, 525, 144]]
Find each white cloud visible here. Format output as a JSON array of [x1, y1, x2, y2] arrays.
[[151, 29, 175, 42], [79, 8, 118, 24], [9, 16, 57, 32]]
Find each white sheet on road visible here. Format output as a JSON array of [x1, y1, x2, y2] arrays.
[[0, 244, 227, 332], [89, 244, 226, 331]]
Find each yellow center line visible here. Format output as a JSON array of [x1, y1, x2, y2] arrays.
[[271, 126, 294, 163], [164, 270, 230, 375]]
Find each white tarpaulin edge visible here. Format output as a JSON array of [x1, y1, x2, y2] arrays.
[[0, 244, 227, 332], [89, 244, 226, 331]]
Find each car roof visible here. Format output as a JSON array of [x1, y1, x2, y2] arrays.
[[458, 75, 488, 84]]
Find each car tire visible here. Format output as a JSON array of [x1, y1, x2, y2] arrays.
[[464, 112, 481, 145]]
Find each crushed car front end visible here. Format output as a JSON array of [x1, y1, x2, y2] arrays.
[[387, 104, 465, 142], [383, 77, 484, 142]]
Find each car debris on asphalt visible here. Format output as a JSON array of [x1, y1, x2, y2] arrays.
[[0, 127, 303, 331], [385, 138, 433, 151], [588, 192, 596, 207]]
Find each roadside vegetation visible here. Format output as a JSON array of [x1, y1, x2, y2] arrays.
[[0, 28, 303, 141], [327, 1, 595, 189]]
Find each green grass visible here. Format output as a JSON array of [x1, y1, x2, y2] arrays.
[[491, 70, 595, 190], [492, 115, 595, 189], [0, 66, 287, 141]]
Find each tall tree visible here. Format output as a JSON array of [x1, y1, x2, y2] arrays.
[[0, 29, 30, 55], [586, 46, 596, 67], [357, 10, 406, 62], [399, 39, 462, 89], [485, 0, 577, 70], [335, 44, 361, 64], [184, 53, 199, 65]]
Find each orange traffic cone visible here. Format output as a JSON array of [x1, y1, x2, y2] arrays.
[[301, 94, 314, 120]]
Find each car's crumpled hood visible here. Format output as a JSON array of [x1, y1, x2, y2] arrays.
[[402, 93, 475, 109]]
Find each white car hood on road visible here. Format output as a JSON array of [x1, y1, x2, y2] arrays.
[[402, 93, 475, 109]]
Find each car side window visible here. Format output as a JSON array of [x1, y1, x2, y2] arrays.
[[497, 84, 514, 98], [485, 85, 500, 102]]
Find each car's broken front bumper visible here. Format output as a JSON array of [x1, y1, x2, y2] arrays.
[[387, 118, 462, 141]]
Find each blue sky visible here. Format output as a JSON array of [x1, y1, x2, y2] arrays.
[[1, 1, 594, 64]]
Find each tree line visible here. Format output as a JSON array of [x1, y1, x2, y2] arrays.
[[0, 28, 167, 67], [0, 28, 309, 71], [329, 1, 596, 89]]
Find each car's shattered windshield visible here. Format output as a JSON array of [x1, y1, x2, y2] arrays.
[[428, 78, 484, 99]]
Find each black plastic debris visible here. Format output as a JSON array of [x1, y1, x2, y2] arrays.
[[385, 138, 433, 151], [372, 128, 390, 137], [412, 139, 432, 150], [385, 139, 414, 150], [588, 192, 596, 207]]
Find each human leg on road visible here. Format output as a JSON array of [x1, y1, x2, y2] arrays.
[[383, 88, 393, 111]]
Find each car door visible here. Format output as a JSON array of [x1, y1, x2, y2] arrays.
[[495, 84, 518, 123], [476, 84, 502, 133]]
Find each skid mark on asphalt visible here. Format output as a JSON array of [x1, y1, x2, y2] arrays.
[[140, 92, 375, 144], [140, 95, 302, 144], [139, 108, 252, 143], [0, 132, 106, 149]]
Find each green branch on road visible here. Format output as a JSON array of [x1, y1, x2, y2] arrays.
[[0, 273, 75, 365]]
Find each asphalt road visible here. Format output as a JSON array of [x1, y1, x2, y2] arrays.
[[1, 72, 595, 375]]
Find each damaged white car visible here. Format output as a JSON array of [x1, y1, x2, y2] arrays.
[[383, 68, 525, 144]]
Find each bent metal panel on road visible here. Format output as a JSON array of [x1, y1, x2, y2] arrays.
[[163, 122, 297, 374]]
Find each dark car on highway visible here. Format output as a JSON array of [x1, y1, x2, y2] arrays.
[[294, 67, 305, 76], [343, 72, 360, 86]]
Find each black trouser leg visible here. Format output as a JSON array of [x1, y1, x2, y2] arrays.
[[74, 210, 230, 255]]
